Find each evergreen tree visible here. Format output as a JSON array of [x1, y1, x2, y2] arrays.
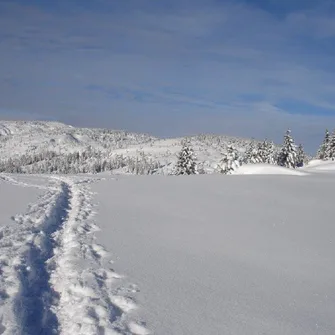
[[244, 140, 276, 165], [175, 141, 197, 175], [258, 140, 276, 164], [244, 142, 262, 164], [326, 130, 335, 160], [296, 144, 306, 167], [217, 145, 240, 174], [316, 129, 330, 160], [265, 141, 276, 164], [278, 129, 297, 168]]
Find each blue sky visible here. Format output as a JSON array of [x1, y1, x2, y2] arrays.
[[1, 0, 335, 152]]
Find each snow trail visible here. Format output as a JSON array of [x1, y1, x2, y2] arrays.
[[49, 177, 120, 334], [0, 175, 148, 335], [0, 177, 69, 334]]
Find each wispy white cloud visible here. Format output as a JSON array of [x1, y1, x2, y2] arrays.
[[0, 0, 335, 151]]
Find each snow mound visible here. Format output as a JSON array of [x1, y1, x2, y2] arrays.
[[306, 159, 324, 166], [235, 163, 308, 176], [304, 160, 335, 171]]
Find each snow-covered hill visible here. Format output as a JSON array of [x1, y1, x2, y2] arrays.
[[0, 120, 266, 175], [0, 121, 155, 156]]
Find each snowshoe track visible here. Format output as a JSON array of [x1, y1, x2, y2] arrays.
[[0, 177, 69, 334], [0, 175, 149, 335]]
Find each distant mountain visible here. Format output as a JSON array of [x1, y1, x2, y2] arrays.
[[0, 120, 272, 175]]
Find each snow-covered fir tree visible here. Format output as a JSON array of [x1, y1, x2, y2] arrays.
[[257, 140, 276, 164], [217, 145, 240, 174], [243, 140, 276, 165], [296, 144, 306, 167], [264, 140, 276, 164], [175, 141, 197, 175], [243, 142, 262, 164], [326, 130, 335, 160], [316, 129, 330, 160], [278, 129, 297, 168]]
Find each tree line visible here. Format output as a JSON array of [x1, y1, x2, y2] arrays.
[[0, 128, 333, 176], [175, 128, 331, 175], [0, 149, 161, 175]]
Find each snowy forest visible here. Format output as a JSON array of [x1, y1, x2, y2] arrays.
[[175, 129, 308, 175], [0, 121, 333, 175]]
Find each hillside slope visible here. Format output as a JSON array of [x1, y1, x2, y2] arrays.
[[0, 120, 265, 174]]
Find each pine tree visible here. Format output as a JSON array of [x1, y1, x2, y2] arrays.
[[243, 140, 276, 165], [175, 141, 197, 175], [256, 140, 275, 164], [217, 145, 240, 174], [326, 130, 335, 160], [278, 129, 297, 168], [316, 129, 330, 160], [296, 144, 306, 167], [264, 140, 276, 164], [244, 142, 262, 164]]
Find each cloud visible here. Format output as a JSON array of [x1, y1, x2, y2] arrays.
[[0, 0, 334, 152]]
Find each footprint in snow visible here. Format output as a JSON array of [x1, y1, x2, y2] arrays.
[[111, 296, 137, 313], [128, 321, 151, 335], [91, 243, 109, 259]]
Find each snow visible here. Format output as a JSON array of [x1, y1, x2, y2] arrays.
[[306, 159, 324, 166], [0, 174, 146, 334], [235, 163, 308, 176], [0, 175, 43, 228], [92, 173, 335, 335], [0, 167, 334, 334], [303, 159, 335, 171]]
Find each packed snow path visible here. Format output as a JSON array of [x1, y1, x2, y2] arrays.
[[0, 175, 147, 335]]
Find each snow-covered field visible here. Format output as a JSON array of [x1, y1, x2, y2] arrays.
[[0, 162, 334, 334]]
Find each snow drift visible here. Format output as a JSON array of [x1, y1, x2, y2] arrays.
[[234, 163, 308, 176], [304, 159, 335, 171]]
